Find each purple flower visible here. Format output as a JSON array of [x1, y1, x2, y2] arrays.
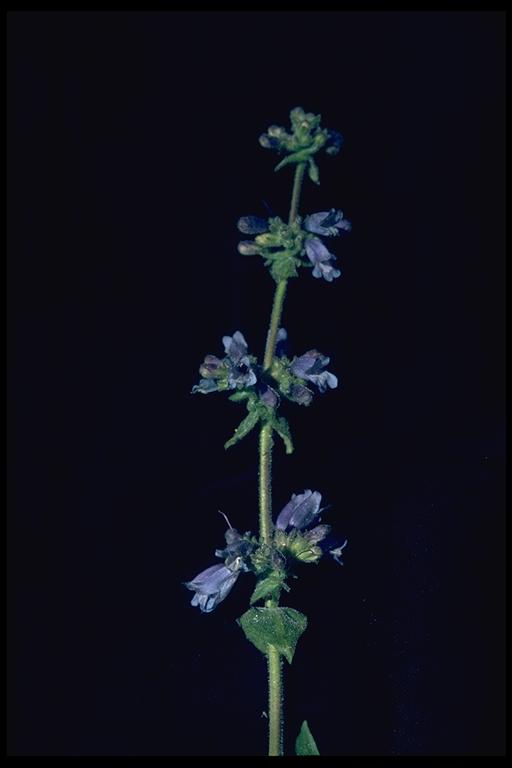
[[223, 331, 257, 389], [290, 350, 338, 392], [215, 525, 255, 566], [303, 524, 332, 544], [325, 130, 344, 156], [193, 331, 256, 394], [184, 563, 241, 613], [304, 209, 351, 237], [222, 331, 250, 365], [237, 216, 269, 235], [258, 384, 279, 408], [276, 489, 323, 531], [289, 382, 313, 406], [304, 238, 341, 282]]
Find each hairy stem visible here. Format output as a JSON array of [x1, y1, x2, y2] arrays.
[[263, 280, 287, 371], [258, 423, 273, 545], [263, 162, 306, 371], [267, 646, 283, 756], [288, 161, 306, 225], [259, 162, 306, 756]]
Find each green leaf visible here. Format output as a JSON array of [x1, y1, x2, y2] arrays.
[[272, 415, 294, 454], [224, 410, 259, 449], [238, 606, 307, 664], [308, 158, 320, 185], [295, 720, 320, 756], [274, 147, 315, 172], [250, 573, 286, 605]]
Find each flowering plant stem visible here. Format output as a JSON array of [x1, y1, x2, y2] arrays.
[[260, 162, 306, 756]]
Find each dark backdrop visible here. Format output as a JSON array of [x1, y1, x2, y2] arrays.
[[7, 11, 506, 756]]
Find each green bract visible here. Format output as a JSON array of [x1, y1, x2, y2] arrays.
[[224, 391, 294, 453]]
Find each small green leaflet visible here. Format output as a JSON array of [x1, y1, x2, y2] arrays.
[[238, 606, 307, 664], [274, 148, 315, 172], [308, 158, 320, 185], [250, 573, 287, 605], [271, 414, 294, 454], [224, 410, 259, 449], [295, 720, 320, 756]]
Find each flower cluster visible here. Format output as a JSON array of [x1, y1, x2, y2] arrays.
[[273, 489, 347, 567], [238, 215, 306, 282], [237, 208, 350, 283], [193, 328, 337, 411], [259, 106, 343, 182], [270, 331, 338, 406], [184, 491, 347, 612]]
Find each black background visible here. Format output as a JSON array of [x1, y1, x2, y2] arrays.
[[7, 11, 506, 757]]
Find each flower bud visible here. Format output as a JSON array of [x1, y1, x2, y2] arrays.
[[267, 124, 286, 139], [238, 241, 262, 255], [255, 232, 279, 247], [237, 216, 269, 235], [325, 130, 343, 156], [303, 524, 331, 544], [259, 133, 278, 149], [199, 355, 224, 378]]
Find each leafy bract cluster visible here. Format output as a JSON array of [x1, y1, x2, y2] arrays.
[[192, 329, 337, 452]]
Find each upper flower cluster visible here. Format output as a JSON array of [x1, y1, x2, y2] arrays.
[[259, 107, 343, 182], [237, 208, 351, 283]]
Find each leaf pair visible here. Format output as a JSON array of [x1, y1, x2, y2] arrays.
[[224, 393, 294, 454]]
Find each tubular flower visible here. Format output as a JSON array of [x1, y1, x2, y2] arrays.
[[304, 237, 341, 282], [185, 521, 256, 612], [304, 209, 351, 237], [184, 564, 241, 613], [302, 209, 351, 282], [275, 489, 323, 531], [192, 331, 257, 394], [290, 350, 338, 393]]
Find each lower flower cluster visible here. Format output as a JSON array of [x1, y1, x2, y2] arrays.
[[184, 491, 347, 613]]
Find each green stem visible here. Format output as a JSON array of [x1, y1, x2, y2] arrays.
[[288, 161, 306, 225], [267, 646, 283, 756], [258, 423, 273, 546], [259, 162, 306, 757], [263, 280, 287, 371], [263, 162, 306, 371]]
